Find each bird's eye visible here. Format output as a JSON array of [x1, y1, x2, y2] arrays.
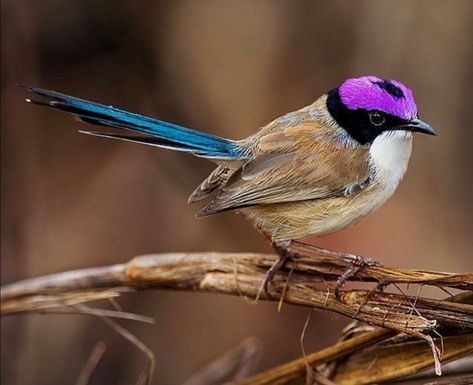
[[369, 112, 385, 126]]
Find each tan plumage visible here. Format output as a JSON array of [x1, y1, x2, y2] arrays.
[[194, 96, 411, 244]]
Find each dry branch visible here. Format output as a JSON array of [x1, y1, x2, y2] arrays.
[[423, 376, 473, 385], [232, 330, 473, 385], [331, 333, 473, 385], [229, 328, 395, 385], [2, 252, 472, 336], [1, 251, 472, 384], [287, 242, 473, 291]]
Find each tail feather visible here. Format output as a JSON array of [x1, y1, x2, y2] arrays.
[[79, 130, 203, 153], [25, 86, 247, 160]]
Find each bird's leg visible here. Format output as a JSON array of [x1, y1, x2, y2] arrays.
[[291, 241, 382, 300], [261, 244, 291, 296], [253, 225, 293, 297]]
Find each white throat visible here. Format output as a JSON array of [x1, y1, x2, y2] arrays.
[[369, 131, 413, 191]]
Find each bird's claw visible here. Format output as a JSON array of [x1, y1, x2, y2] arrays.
[[334, 255, 382, 301]]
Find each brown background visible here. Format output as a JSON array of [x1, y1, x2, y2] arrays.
[[2, 1, 472, 384]]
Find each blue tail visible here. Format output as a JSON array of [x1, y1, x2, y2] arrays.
[[24, 86, 247, 160]]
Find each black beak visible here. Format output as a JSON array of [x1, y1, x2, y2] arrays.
[[403, 118, 437, 136]]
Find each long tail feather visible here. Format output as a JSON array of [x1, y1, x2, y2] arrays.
[[79, 130, 202, 153], [25, 86, 246, 160]]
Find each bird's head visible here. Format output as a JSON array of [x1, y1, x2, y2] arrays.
[[326, 76, 436, 144]]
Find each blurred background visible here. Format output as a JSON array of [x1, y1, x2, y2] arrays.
[[1, 1, 472, 384]]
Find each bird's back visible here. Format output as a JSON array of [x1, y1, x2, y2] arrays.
[[191, 96, 412, 242]]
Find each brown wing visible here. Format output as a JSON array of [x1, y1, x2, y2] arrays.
[[198, 106, 373, 216], [188, 165, 233, 203]]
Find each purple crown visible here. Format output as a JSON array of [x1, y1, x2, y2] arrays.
[[339, 76, 417, 120]]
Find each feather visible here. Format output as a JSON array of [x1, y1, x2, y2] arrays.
[[79, 130, 201, 153], [188, 165, 235, 203], [198, 103, 373, 215], [25, 86, 247, 160], [241, 152, 295, 180]]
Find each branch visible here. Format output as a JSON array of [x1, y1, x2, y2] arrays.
[[2, 251, 472, 384], [232, 329, 473, 385], [2, 252, 472, 336], [423, 376, 473, 385], [287, 242, 472, 290]]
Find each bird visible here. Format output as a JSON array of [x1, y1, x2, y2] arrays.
[[24, 75, 436, 297]]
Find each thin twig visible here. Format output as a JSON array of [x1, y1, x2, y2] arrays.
[[98, 316, 155, 385], [300, 309, 313, 385], [36, 305, 155, 324], [278, 263, 295, 313], [75, 341, 107, 385]]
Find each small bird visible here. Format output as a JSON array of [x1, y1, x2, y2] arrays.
[[25, 76, 436, 295]]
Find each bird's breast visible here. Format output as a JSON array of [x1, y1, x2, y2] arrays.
[[239, 131, 413, 242], [369, 131, 413, 195]]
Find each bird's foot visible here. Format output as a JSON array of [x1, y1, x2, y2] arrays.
[[259, 242, 294, 298], [334, 255, 382, 301], [259, 240, 381, 302]]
